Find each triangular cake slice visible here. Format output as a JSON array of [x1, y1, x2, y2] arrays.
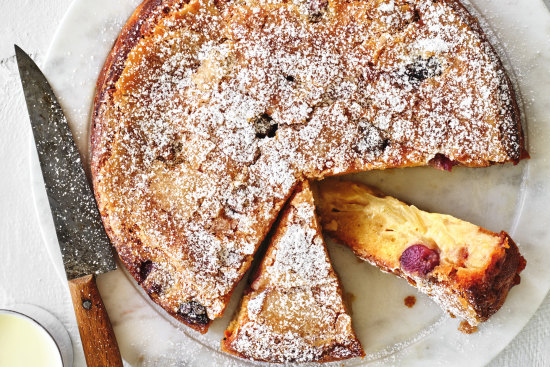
[[314, 180, 526, 326], [222, 182, 364, 362]]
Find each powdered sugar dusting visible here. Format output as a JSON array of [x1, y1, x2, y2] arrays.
[[223, 183, 362, 362], [92, 0, 524, 326]]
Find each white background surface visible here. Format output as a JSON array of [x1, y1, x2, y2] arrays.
[[0, 1, 548, 366]]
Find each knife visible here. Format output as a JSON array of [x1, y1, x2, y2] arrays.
[[15, 45, 123, 367]]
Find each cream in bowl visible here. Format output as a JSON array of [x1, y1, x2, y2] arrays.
[[0, 310, 63, 367]]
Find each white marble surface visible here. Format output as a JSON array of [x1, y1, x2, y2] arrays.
[[0, 1, 85, 366], [1, 0, 549, 366]]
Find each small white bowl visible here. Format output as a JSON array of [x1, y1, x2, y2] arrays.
[[0, 304, 73, 367]]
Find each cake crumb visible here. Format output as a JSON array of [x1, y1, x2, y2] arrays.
[[404, 295, 416, 308], [458, 321, 478, 334]]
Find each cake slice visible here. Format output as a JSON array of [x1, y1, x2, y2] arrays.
[[222, 181, 364, 362], [314, 180, 525, 326]]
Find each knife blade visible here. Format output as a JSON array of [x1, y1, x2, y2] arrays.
[[15, 45, 123, 367]]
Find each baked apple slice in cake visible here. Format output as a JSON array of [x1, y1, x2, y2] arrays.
[[314, 179, 525, 326], [222, 181, 364, 362]]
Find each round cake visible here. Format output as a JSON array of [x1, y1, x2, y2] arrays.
[[91, 0, 527, 333]]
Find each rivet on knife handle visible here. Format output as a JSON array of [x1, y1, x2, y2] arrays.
[[69, 275, 123, 367]]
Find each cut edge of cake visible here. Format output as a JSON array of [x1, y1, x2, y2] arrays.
[[313, 179, 526, 326]]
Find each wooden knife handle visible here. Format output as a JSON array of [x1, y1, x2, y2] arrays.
[[68, 274, 123, 367]]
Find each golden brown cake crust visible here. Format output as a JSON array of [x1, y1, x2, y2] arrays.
[[436, 0, 528, 163], [91, 0, 528, 332], [465, 233, 526, 321], [91, 0, 218, 333], [314, 179, 526, 325], [222, 182, 364, 362]]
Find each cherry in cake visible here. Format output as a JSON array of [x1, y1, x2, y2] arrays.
[[314, 179, 526, 325], [222, 181, 364, 362]]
